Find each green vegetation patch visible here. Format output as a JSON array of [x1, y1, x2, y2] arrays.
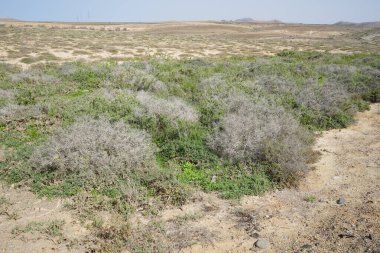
[[0, 52, 378, 215]]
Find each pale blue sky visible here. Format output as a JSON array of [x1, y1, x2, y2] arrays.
[[0, 0, 379, 24]]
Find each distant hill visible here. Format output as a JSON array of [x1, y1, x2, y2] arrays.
[[234, 18, 282, 24], [334, 21, 380, 28], [235, 18, 255, 23], [0, 17, 21, 22]]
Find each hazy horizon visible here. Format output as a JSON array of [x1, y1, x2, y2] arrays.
[[0, 0, 379, 24]]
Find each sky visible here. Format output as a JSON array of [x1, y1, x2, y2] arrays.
[[0, 0, 379, 24]]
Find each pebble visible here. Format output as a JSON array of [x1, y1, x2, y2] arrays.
[[255, 239, 270, 249], [337, 197, 346, 205], [301, 244, 313, 249], [250, 232, 260, 238]]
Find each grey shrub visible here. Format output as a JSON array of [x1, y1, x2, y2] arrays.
[[0, 104, 42, 122], [209, 93, 312, 175], [10, 70, 58, 83], [110, 65, 167, 93], [0, 89, 16, 100], [135, 91, 199, 123], [30, 117, 157, 184], [296, 81, 350, 116]]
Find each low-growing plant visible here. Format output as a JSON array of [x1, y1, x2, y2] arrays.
[[0, 104, 43, 122], [196, 75, 231, 126], [30, 116, 158, 186], [304, 195, 317, 203], [135, 91, 199, 123], [9, 69, 57, 83], [177, 162, 273, 198], [45, 219, 66, 237], [209, 94, 313, 184], [110, 64, 167, 93], [170, 212, 204, 225], [0, 63, 20, 81], [0, 89, 17, 107], [12, 219, 65, 238], [16, 90, 36, 105], [317, 64, 357, 75], [197, 75, 231, 101], [0, 197, 13, 218], [297, 81, 350, 114], [57, 63, 78, 76], [252, 75, 297, 95], [355, 67, 380, 102], [295, 80, 353, 129], [69, 65, 109, 88], [0, 89, 16, 100]]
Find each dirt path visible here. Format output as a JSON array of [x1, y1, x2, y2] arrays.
[[0, 104, 379, 253]]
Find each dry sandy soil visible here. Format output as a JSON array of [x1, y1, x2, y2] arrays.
[[0, 103, 379, 253], [0, 20, 379, 67]]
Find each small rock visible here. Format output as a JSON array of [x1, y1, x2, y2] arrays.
[[250, 232, 260, 238], [203, 203, 218, 212], [301, 244, 313, 250], [211, 175, 217, 183], [338, 231, 354, 238], [337, 198, 346, 205], [255, 239, 270, 249]]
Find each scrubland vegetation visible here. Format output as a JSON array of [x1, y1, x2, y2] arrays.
[[0, 51, 379, 251]]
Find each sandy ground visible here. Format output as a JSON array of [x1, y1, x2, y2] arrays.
[[0, 104, 379, 252], [1, 21, 379, 68]]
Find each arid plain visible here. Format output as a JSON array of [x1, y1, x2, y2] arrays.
[[1, 20, 379, 66]]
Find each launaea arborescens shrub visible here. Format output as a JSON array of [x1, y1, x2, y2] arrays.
[[208, 94, 313, 184], [0, 89, 16, 100], [110, 64, 167, 93], [356, 67, 380, 102], [9, 70, 58, 83], [135, 91, 199, 123], [0, 104, 43, 122], [294, 80, 355, 129], [253, 75, 297, 95], [296, 81, 350, 116], [317, 64, 357, 75], [30, 117, 157, 185], [198, 75, 231, 100], [57, 63, 78, 76]]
